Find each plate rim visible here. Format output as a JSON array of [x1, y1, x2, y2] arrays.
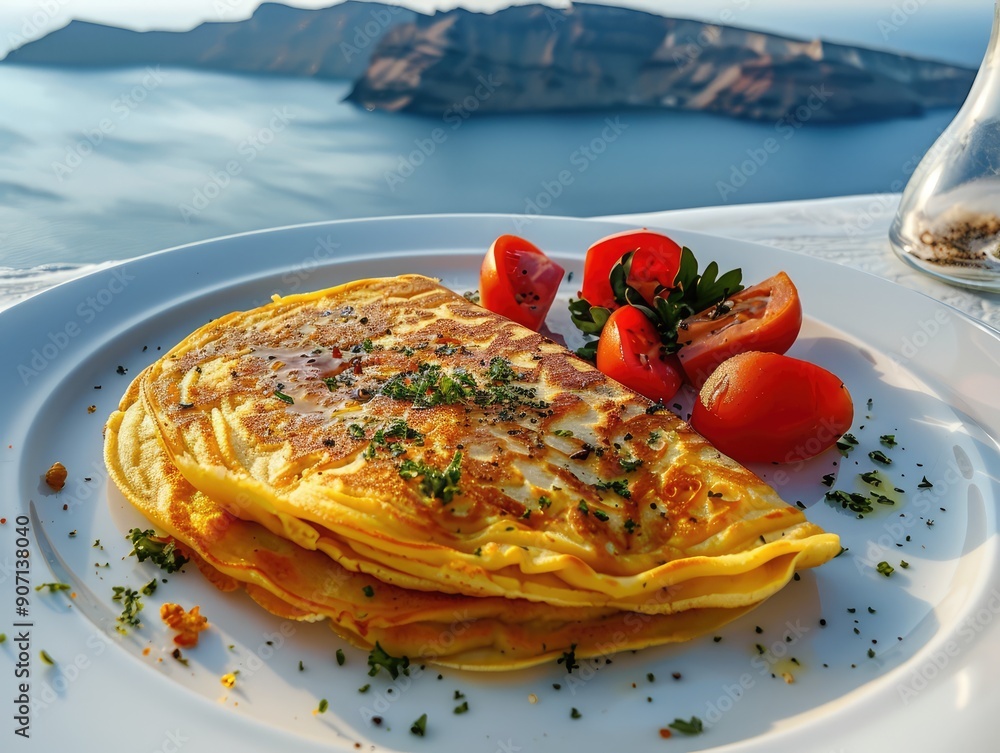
[[4, 213, 1000, 753]]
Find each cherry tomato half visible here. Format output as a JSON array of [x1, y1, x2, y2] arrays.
[[581, 230, 683, 309], [480, 235, 565, 331], [596, 305, 683, 403], [677, 271, 802, 388], [690, 351, 853, 465]]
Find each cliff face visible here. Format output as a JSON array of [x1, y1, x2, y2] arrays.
[[345, 4, 976, 122], [4, 1, 976, 123], [2, 1, 416, 80]]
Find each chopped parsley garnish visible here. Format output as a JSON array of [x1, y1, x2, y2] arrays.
[[537, 495, 552, 509], [381, 363, 476, 407], [821, 473, 835, 487], [35, 582, 71, 593], [624, 518, 637, 534], [557, 644, 580, 673], [618, 455, 642, 472], [668, 716, 704, 736], [127, 528, 188, 573], [398, 451, 462, 503], [362, 585, 375, 598], [577, 500, 589, 515], [593, 510, 610, 522], [336, 648, 346, 666], [836, 433, 861, 455], [869, 450, 892, 465], [647, 431, 661, 445], [553, 429, 574, 437], [568, 246, 743, 360], [358, 683, 370, 693], [825, 490, 872, 514], [112, 586, 143, 629], [487, 356, 518, 383], [879, 434, 897, 447], [475, 381, 548, 411], [367, 641, 410, 679], [39, 650, 55, 666], [876, 561, 895, 577], [348, 423, 365, 439], [375, 418, 424, 445], [900, 560, 910, 569], [594, 479, 631, 498], [410, 713, 427, 736], [454, 701, 469, 714], [860, 470, 881, 486], [274, 389, 294, 404], [869, 492, 895, 506], [140, 578, 158, 596], [570, 707, 582, 719], [917, 476, 934, 489], [317, 699, 329, 714]]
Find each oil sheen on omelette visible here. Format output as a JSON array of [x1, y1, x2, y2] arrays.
[[105, 274, 840, 669]]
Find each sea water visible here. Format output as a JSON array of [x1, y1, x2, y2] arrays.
[[0, 64, 960, 272]]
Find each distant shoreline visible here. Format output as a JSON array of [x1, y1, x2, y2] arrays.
[[3, 2, 975, 124]]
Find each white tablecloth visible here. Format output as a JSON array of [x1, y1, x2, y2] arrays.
[[4, 193, 1000, 328]]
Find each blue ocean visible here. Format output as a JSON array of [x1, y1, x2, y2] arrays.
[[0, 62, 966, 272]]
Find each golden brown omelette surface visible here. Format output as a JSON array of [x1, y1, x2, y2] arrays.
[[107, 274, 840, 667], [138, 275, 838, 605]]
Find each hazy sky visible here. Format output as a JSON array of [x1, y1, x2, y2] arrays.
[[0, 0, 993, 64]]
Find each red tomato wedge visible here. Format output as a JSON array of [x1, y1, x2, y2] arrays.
[[596, 305, 683, 403], [677, 271, 802, 388], [480, 235, 565, 331], [581, 230, 683, 309], [691, 351, 853, 465]]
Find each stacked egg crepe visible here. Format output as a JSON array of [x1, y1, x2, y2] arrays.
[[105, 274, 840, 670]]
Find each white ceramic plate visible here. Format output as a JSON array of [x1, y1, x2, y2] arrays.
[[3, 215, 1000, 753]]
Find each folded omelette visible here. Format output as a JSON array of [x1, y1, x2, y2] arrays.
[[106, 274, 840, 669]]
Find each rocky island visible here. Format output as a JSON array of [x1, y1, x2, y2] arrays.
[[3, 1, 976, 123]]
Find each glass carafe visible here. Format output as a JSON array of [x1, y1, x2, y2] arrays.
[[889, 2, 1000, 291]]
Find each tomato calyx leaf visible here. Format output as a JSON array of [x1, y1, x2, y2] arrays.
[[569, 246, 744, 360], [568, 298, 611, 359]]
